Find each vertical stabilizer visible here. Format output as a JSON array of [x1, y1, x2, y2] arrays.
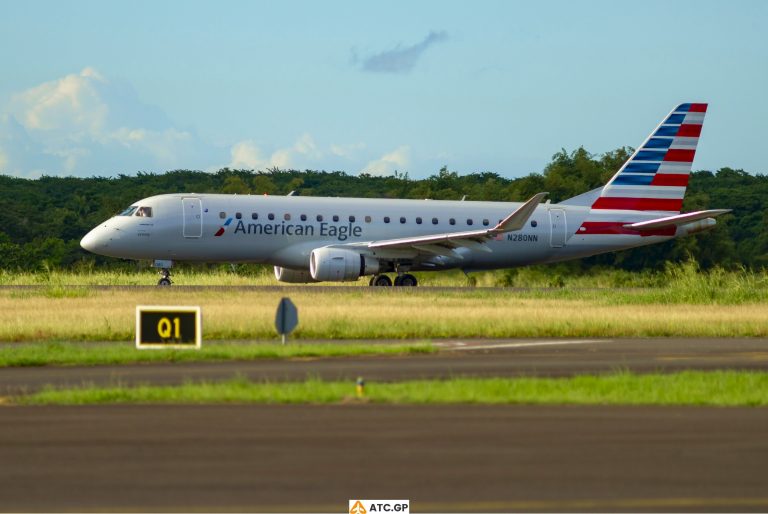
[[592, 103, 707, 213]]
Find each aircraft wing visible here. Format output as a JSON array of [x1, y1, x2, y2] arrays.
[[367, 192, 548, 254], [624, 209, 731, 231]]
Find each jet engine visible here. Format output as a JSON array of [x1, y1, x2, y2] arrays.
[[309, 248, 379, 282], [274, 266, 318, 283]]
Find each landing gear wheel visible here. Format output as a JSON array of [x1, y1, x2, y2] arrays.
[[157, 268, 172, 286], [399, 273, 418, 287], [371, 275, 393, 287], [393, 275, 403, 286]]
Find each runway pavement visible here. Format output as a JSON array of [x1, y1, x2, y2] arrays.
[[1, 338, 767, 512], [1, 338, 766, 394], [0, 404, 767, 512]]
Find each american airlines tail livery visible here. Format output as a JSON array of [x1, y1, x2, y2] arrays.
[[81, 103, 730, 286]]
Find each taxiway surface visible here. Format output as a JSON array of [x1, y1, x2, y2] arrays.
[[0, 404, 767, 512], [1, 338, 766, 394]]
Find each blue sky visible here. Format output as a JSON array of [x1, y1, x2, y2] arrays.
[[1, 0, 766, 178]]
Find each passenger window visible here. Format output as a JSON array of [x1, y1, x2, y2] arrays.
[[416, 217, 422, 224], [483, 219, 489, 226], [365, 216, 372, 223], [384, 216, 390, 223], [268, 213, 275, 220], [251, 213, 258, 220], [300, 214, 307, 221], [317, 214, 324, 222], [333, 215, 339, 222], [432, 217, 438, 225], [467, 219, 473, 226], [531, 220, 538, 228], [219, 212, 226, 219], [400, 217, 406, 224], [349, 215, 356, 223], [449, 218, 456, 225], [236, 212, 242, 220], [284, 213, 291, 221]]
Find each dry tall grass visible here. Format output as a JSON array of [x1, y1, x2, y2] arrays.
[[1, 288, 766, 341]]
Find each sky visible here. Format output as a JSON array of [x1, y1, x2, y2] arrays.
[[0, 0, 766, 179]]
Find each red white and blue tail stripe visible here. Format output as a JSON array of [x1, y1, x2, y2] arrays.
[[592, 103, 707, 213]]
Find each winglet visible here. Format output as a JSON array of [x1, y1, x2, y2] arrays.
[[491, 192, 548, 233]]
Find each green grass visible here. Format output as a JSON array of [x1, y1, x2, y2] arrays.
[[2, 261, 768, 303], [0, 341, 435, 367], [16, 372, 768, 407]]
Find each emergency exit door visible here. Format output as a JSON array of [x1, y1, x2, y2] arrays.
[[548, 208, 567, 248], [182, 198, 202, 238]]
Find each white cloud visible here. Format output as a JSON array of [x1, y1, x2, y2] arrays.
[[0, 67, 217, 176], [330, 142, 365, 158], [228, 140, 259, 169], [361, 145, 410, 176], [228, 133, 324, 171], [0, 68, 422, 178]]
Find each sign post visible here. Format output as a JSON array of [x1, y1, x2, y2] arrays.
[[274, 297, 298, 344], [136, 306, 201, 349]]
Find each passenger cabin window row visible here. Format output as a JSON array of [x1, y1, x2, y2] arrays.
[[216, 212, 500, 227]]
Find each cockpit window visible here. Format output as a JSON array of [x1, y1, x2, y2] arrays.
[[119, 206, 138, 216], [136, 206, 153, 218]]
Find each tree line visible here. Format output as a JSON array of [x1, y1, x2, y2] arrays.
[[0, 146, 765, 271]]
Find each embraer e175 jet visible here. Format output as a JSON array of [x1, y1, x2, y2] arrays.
[[81, 103, 730, 286]]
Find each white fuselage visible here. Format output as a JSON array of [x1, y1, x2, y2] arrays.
[[81, 193, 675, 274]]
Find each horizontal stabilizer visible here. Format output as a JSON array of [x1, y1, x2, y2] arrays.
[[624, 209, 731, 231]]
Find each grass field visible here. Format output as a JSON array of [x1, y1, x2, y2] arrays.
[[1, 287, 767, 342], [15, 372, 768, 407], [0, 263, 766, 341], [3, 261, 767, 292], [0, 341, 434, 367]]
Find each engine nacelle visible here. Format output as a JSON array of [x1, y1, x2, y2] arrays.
[[309, 248, 379, 282], [274, 266, 318, 283]]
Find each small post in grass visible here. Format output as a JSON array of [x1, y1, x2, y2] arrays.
[[356, 377, 365, 398], [274, 297, 298, 345]]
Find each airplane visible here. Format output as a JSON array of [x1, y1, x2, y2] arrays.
[[81, 102, 730, 287]]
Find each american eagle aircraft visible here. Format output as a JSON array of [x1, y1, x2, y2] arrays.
[[81, 103, 730, 286]]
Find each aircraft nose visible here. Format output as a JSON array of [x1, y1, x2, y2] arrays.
[[80, 226, 109, 253]]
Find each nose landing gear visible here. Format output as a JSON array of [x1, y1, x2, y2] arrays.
[[153, 259, 174, 286], [157, 268, 172, 286]]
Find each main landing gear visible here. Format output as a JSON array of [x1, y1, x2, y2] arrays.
[[368, 274, 418, 287]]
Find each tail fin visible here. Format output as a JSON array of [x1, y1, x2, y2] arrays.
[[591, 103, 707, 213]]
